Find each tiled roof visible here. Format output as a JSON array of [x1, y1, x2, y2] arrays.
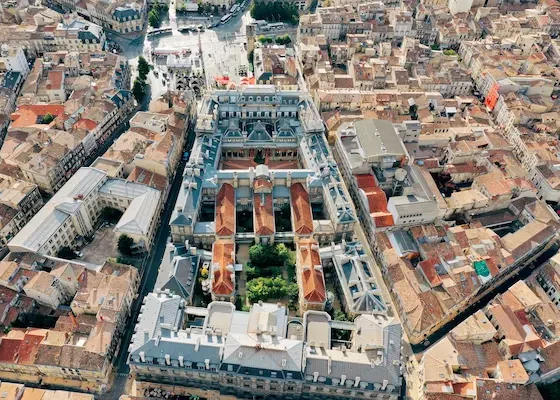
[[254, 177, 272, 191], [127, 166, 168, 193], [212, 239, 235, 296], [0, 337, 21, 363], [475, 378, 543, 400], [17, 331, 46, 365], [419, 258, 443, 287], [10, 105, 65, 128], [215, 183, 235, 237], [46, 70, 63, 90], [74, 118, 97, 131], [297, 238, 326, 303], [355, 174, 394, 228], [290, 183, 313, 235], [253, 193, 274, 236]]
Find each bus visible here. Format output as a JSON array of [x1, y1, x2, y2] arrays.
[[268, 22, 284, 30], [230, 4, 239, 15], [147, 27, 172, 38], [220, 13, 232, 24]]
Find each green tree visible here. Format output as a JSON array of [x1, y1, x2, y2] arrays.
[[287, 282, 299, 303], [118, 234, 134, 256], [246, 276, 289, 303], [275, 34, 291, 45], [132, 79, 146, 102], [245, 262, 259, 280], [443, 49, 457, 56], [41, 113, 55, 124], [197, 1, 203, 13], [137, 56, 150, 81], [334, 310, 348, 321], [249, 244, 279, 267], [116, 256, 136, 266], [250, 1, 299, 24], [148, 9, 161, 28]]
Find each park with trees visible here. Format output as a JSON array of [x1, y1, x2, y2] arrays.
[[244, 243, 299, 308], [250, 1, 299, 24]]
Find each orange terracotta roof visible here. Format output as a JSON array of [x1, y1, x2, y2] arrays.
[[17, 332, 46, 365], [419, 257, 443, 287], [10, 105, 65, 128], [46, 70, 63, 90], [253, 193, 274, 236], [254, 177, 273, 191], [215, 183, 235, 237], [0, 338, 22, 363], [297, 238, 326, 304], [74, 118, 98, 131], [212, 239, 235, 296], [290, 183, 313, 235], [355, 174, 394, 228], [127, 167, 168, 192]]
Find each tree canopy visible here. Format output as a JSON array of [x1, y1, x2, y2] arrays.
[[132, 79, 146, 102], [246, 276, 298, 303], [148, 9, 161, 28], [250, 1, 299, 24], [275, 34, 291, 45], [118, 234, 134, 255], [137, 56, 150, 80], [41, 113, 55, 124]]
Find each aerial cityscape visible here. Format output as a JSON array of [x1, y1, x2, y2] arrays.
[[0, 0, 558, 399]]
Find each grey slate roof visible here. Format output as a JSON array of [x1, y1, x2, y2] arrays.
[[155, 243, 200, 303], [129, 291, 184, 354], [222, 332, 304, 373], [353, 119, 407, 158], [304, 315, 402, 388]]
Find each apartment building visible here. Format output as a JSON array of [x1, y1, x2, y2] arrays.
[[372, 196, 559, 344], [47, 14, 107, 53], [333, 119, 442, 242], [8, 167, 162, 256], [0, 45, 30, 77], [0, 382, 94, 399], [51, 0, 147, 35], [0, 253, 139, 391], [128, 294, 402, 400], [254, 46, 298, 90], [0, 51, 133, 193], [103, 111, 185, 180], [0, 174, 43, 247], [1, 125, 87, 194], [0, 4, 106, 56]]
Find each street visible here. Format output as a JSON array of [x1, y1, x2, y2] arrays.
[[105, 122, 196, 399]]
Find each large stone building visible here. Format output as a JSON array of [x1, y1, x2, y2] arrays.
[[169, 86, 357, 304], [52, 0, 147, 35], [128, 293, 403, 400], [8, 167, 162, 256]]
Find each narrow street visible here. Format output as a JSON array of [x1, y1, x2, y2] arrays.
[[104, 122, 196, 399], [409, 242, 560, 353]]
